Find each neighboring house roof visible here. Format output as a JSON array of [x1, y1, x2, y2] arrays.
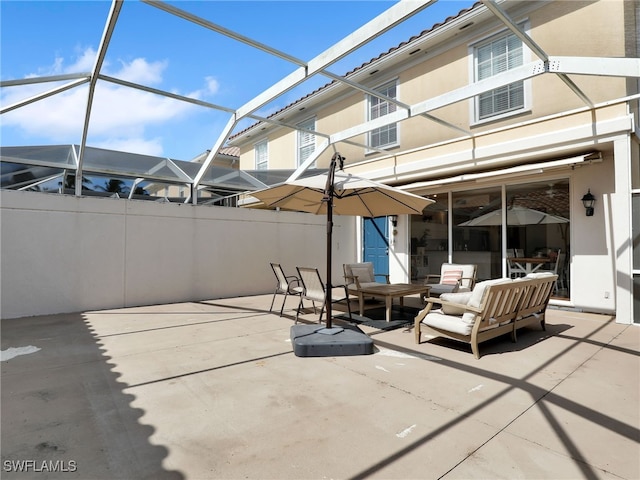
[[189, 146, 240, 164], [228, 1, 482, 142], [220, 146, 240, 157]]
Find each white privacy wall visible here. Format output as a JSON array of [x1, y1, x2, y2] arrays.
[[0, 190, 356, 319]]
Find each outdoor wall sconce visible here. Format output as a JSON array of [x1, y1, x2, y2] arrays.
[[581, 189, 596, 216], [389, 215, 398, 227]]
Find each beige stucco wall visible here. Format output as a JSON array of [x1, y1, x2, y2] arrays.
[[234, 0, 631, 176]]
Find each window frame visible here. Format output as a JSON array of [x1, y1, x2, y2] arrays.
[[469, 21, 531, 125], [296, 116, 316, 168], [366, 78, 400, 152], [254, 139, 268, 170]]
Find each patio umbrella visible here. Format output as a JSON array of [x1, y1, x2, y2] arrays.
[[458, 206, 569, 227], [251, 152, 433, 329]]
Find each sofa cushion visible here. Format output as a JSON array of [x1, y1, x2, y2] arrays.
[[422, 311, 473, 336], [439, 291, 473, 315], [441, 269, 463, 285], [526, 272, 556, 279], [461, 278, 512, 324], [350, 266, 373, 283]]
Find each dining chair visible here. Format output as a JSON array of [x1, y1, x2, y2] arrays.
[[537, 249, 563, 293], [296, 267, 352, 324], [507, 250, 526, 278], [269, 263, 303, 316]]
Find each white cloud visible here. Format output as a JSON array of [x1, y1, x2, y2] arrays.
[[69, 47, 100, 73], [27, 47, 100, 78], [205, 76, 220, 95], [1, 48, 209, 156], [115, 57, 167, 84]]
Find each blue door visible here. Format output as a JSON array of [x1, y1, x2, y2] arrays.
[[363, 217, 389, 276]]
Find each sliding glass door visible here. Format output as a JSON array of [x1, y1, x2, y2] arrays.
[[452, 187, 502, 281], [411, 178, 570, 299]]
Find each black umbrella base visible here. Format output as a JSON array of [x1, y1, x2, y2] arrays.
[[290, 324, 374, 357]]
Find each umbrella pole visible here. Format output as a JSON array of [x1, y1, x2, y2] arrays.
[[324, 152, 344, 330]]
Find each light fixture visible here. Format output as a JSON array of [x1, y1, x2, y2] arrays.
[[389, 215, 398, 227], [581, 189, 595, 216]]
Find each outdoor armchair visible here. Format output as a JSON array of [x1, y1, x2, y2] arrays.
[[296, 267, 352, 324], [269, 263, 303, 316], [343, 261, 390, 292], [424, 263, 477, 297]]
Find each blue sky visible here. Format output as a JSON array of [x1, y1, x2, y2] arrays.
[[1, 0, 474, 161]]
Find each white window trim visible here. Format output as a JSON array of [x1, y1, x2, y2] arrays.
[[296, 116, 317, 168], [468, 20, 532, 126], [366, 77, 400, 153], [255, 139, 268, 170]]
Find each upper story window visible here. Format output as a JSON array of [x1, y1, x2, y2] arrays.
[[474, 29, 525, 121], [255, 140, 268, 170], [368, 80, 398, 149], [297, 117, 316, 167]]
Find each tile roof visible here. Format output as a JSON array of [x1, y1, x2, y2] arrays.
[[228, 1, 482, 141]]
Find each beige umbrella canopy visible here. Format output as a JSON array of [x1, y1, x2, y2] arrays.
[[252, 170, 432, 217], [252, 153, 433, 329], [458, 206, 569, 227]]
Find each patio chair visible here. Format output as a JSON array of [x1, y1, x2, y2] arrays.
[[424, 263, 477, 298], [343, 262, 390, 304], [269, 263, 303, 316], [296, 267, 352, 324]]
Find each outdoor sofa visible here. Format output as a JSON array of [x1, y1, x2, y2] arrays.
[[414, 272, 558, 359]]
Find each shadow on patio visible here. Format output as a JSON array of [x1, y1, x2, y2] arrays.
[[2, 296, 638, 479]]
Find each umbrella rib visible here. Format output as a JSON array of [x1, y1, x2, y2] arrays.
[[336, 188, 424, 214], [264, 186, 322, 208]]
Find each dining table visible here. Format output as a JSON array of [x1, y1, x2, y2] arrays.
[[510, 257, 551, 275]]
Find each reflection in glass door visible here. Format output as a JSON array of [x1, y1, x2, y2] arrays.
[[410, 179, 571, 299], [505, 180, 570, 299], [453, 187, 502, 281], [410, 194, 448, 282]]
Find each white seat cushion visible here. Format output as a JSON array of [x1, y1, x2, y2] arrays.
[[439, 291, 473, 315], [461, 278, 512, 324], [526, 272, 556, 279], [423, 311, 473, 336]]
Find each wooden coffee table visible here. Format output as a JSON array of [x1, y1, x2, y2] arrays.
[[355, 283, 431, 322]]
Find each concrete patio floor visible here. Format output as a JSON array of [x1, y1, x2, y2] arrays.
[[1, 294, 639, 479]]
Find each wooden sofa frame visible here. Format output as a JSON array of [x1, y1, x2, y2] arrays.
[[414, 275, 558, 359]]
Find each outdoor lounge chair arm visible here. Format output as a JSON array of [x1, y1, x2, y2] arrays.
[[285, 275, 301, 290], [435, 298, 482, 314], [344, 274, 362, 290], [418, 297, 483, 315], [332, 283, 351, 300], [415, 297, 483, 330], [459, 276, 476, 289]]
